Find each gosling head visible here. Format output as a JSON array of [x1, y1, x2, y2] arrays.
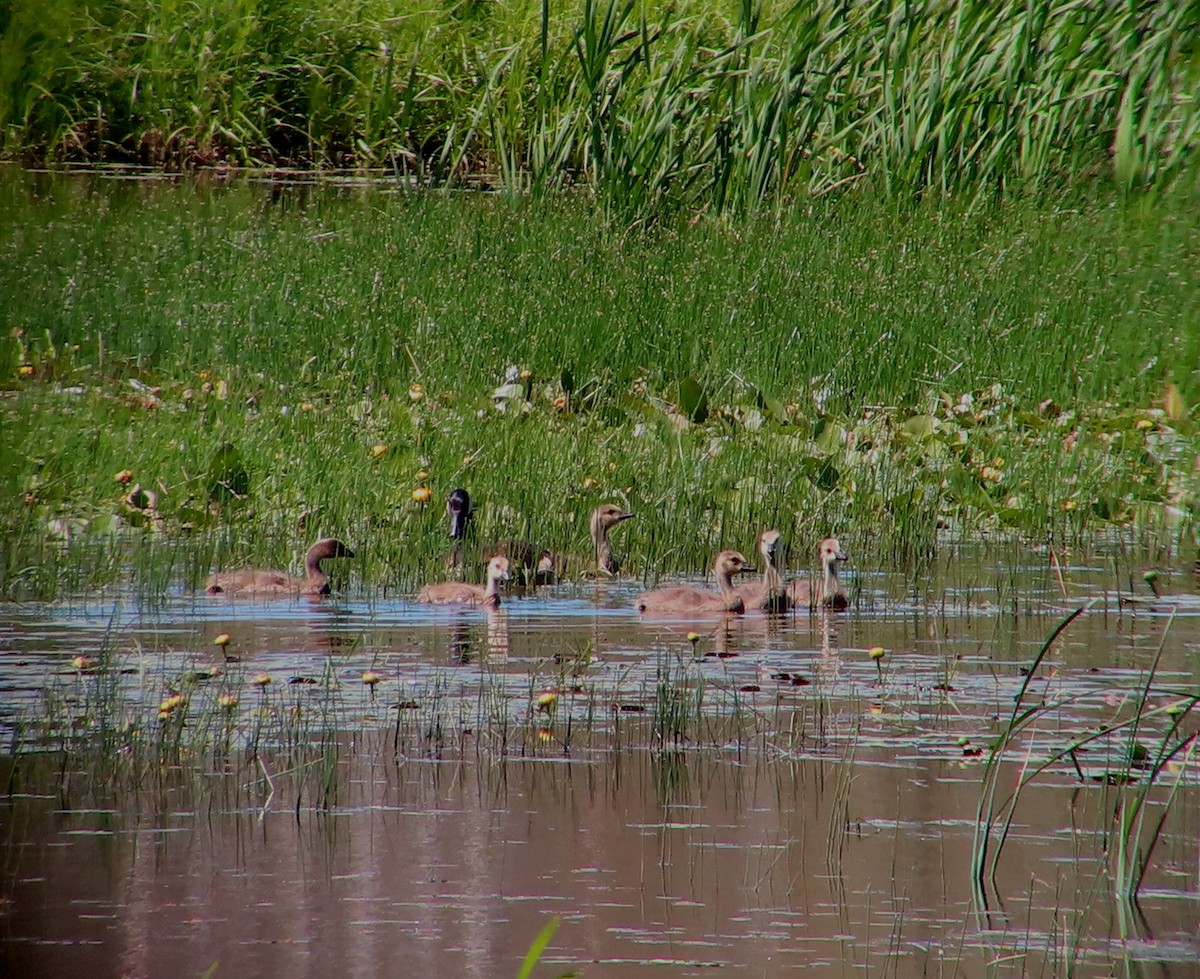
[[713, 550, 755, 578], [818, 537, 847, 569], [591, 503, 634, 534], [447, 488, 473, 540], [311, 538, 355, 560], [486, 555, 511, 584]]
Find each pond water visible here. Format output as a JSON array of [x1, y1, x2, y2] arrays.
[[1, 547, 1198, 978]]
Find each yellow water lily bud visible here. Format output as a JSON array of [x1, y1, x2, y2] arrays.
[[218, 693, 238, 710], [409, 383, 425, 402], [868, 646, 886, 660], [251, 672, 271, 687], [18, 364, 34, 377], [115, 469, 133, 484], [415, 469, 429, 480], [361, 671, 381, 686], [686, 632, 702, 643], [411, 486, 432, 504], [371, 444, 388, 458], [214, 633, 231, 647], [1135, 418, 1153, 431], [71, 655, 95, 671], [537, 691, 558, 711], [582, 477, 597, 489]]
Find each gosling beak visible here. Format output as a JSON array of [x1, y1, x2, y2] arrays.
[[449, 507, 468, 540], [616, 510, 635, 522], [740, 564, 757, 575], [836, 548, 848, 562]]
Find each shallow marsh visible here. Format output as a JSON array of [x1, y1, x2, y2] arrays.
[[1, 171, 1199, 976], [2, 545, 1198, 977]]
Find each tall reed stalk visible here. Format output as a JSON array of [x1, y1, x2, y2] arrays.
[[2, 0, 1196, 210]]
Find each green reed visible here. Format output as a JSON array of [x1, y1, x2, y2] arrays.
[[3, 0, 1197, 209]]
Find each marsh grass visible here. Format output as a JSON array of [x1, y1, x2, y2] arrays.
[[2, 1, 1197, 210], [4, 172, 1200, 600]]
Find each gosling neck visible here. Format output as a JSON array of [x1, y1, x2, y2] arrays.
[[593, 528, 617, 575], [716, 567, 746, 613], [482, 572, 504, 607], [763, 552, 787, 610], [304, 551, 331, 592], [821, 559, 840, 600]]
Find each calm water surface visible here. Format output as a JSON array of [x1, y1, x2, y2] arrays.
[[1, 548, 1198, 977]]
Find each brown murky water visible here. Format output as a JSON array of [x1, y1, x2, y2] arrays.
[[1, 547, 1198, 977]]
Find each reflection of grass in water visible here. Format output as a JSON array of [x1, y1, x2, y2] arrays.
[[4, 174, 1200, 600]]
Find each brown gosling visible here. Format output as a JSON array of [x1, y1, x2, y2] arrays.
[[788, 537, 849, 609], [591, 503, 635, 575], [736, 529, 789, 612], [636, 551, 756, 614], [205, 538, 354, 597], [417, 555, 511, 607]]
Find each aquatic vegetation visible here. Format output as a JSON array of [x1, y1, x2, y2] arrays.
[[4, 174, 1200, 600], [973, 603, 1200, 903], [2, 0, 1197, 211]]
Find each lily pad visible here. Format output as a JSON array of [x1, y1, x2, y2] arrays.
[[677, 377, 708, 424]]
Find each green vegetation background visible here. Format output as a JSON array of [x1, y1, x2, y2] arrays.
[[1, 0, 1199, 597], [3, 173, 1199, 599], [1, 0, 1197, 205]]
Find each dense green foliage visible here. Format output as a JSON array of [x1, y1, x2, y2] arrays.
[[3, 171, 1200, 598], [1, 0, 1198, 210]]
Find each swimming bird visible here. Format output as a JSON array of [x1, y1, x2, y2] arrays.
[[205, 538, 354, 596], [636, 551, 756, 614], [736, 529, 789, 612], [418, 555, 511, 607], [591, 503, 634, 575], [789, 537, 849, 609]]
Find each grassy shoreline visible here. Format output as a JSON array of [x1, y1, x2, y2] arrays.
[[2, 0, 1197, 211], [3, 170, 1200, 598]]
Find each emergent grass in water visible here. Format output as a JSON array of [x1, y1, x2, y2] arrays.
[[3, 172, 1200, 600]]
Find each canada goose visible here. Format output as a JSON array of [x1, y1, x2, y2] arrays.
[[205, 538, 354, 596], [736, 529, 789, 612], [418, 555, 511, 607], [591, 503, 634, 575], [636, 551, 755, 614], [789, 537, 849, 609]]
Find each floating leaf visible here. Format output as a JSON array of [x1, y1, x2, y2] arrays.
[[903, 414, 939, 437], [677, 376, 708, 423], [208, 442, 249, 503], [754, 387, 788, 421], [814, 420, 846, 454]]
